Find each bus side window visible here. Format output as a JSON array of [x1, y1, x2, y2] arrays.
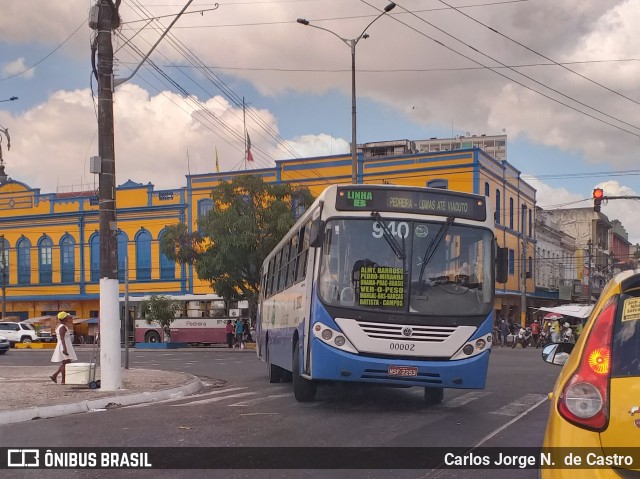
[[267, 256, 276, 297], [286, 234, 298, 288], [296, 222, 310, 283], [278, 242, 290, 292]]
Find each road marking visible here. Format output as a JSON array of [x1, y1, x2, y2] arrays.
[[123, 387, 249, 409], [440, 391, 491, 408], [476, 394, 548, 447], [172, 391, 257, 407], [240, 412, 279, 416], [228, 394, 291, 407], [490, 393, 547, 417]]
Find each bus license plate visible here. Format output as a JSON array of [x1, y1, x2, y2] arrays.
[[388, 365, 418, 377]]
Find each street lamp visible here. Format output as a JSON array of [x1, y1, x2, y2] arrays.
[[297, 2, 396, 184]]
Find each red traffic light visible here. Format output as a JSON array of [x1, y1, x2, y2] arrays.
[[593, 188, 604, 199]]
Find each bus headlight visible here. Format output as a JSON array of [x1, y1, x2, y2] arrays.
[[476, 339, 486, 350], [312, 323, 358, 354], [462, 344, 474, 355]]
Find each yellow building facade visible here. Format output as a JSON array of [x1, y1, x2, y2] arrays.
[[0, 147, 535, 322]]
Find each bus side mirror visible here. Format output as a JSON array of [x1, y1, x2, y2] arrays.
[[496, 246, 508, 284], [309, 219, 325, 248]]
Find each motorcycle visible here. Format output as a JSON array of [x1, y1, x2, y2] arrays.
[[512, 326, 532, 348], [535, 329, 550, 348], [560, 327, 575, 344]]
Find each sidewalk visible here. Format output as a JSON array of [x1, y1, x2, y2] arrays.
[[0, 366, 204, 426]]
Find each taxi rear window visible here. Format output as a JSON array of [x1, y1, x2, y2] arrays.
[[611, 293, 640, 378]]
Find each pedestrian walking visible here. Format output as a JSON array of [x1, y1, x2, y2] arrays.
[[50, 312, 77, 384], [225, 320, 234, 348], [499, 319, 509, 347], [234, 319, 245, 349]]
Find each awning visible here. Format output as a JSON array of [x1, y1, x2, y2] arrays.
[[73, 318, 99, 325], [24, 315, 55, 323], [542, 312, 563, 321], [539, 304, 594, 319]]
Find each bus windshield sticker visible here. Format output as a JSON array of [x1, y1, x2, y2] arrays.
[[622, 297, 640, 322], [357, 266, 405, 308]]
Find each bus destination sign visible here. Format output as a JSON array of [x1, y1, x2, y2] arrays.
[[336, 186, 486, 221]]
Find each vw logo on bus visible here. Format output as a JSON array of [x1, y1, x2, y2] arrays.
[[402, 327, 414, 337]]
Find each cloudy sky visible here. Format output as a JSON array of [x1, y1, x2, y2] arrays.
[[1, 0, 639, 244]]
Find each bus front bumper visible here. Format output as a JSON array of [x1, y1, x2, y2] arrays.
[[309, 338, 490, 389]]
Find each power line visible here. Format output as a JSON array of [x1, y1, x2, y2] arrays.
[[435, 0, 640, 108], [382, 1, 640, 138]]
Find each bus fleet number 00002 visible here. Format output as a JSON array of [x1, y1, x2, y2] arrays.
[[389, 343, 415, 351]]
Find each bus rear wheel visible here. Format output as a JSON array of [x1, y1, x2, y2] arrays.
[[424, 387, 444, 405], [292, 339, 316, 402], [145, 331, 161, 343]]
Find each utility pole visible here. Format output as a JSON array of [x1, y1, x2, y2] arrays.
[[520, 238, 527, 327], [96, 0, 121, 391], [90, 0, 197, 390], [587, 240, 593, 304], [1, 235, 6, 319]]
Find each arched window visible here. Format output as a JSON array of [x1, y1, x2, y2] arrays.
[[118, 232, 129, 282], [528, 209, 532, 237], [90, 233, 100, 283], [158, 229, 175, 279], [60, 235, 75, 283], [521, 204, 527, 234], [198, 199, 214, 232], [38, 236, 53, 284], [495, 189, 501, 225], [427, 178, 448, 189], [135, 229, 152, 280], [0, 237, 9, 285], [17, 238, 31, 285], [484, 182, 490, 198], [509, 198, 514, 229]]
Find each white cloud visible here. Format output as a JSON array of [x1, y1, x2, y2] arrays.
[[1, 58, 34, 79]]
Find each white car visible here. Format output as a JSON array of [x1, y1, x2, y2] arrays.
[[0, 322, 39, 345], [0, 334, 9, 354]]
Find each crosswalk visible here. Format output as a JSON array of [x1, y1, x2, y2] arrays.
[[127, 382, 547, 416]]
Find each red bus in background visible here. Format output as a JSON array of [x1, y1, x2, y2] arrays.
[[123, 294, 249, 345]]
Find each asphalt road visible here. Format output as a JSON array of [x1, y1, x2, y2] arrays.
[[1, 346, 561, 479]]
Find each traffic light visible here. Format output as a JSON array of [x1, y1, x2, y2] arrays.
[[593, 188, 604, 212]]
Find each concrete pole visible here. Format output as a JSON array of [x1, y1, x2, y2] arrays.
[[97, 0, 121, 390]]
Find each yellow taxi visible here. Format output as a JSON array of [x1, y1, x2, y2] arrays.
[[541, 269, 640, 478]]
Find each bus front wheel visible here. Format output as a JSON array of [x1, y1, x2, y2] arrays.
[[424, 387, 444, 405], [145, 331, 161, 343], [292, 340, 316, 402]]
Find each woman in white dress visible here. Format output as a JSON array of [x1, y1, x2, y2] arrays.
[[50, 311, 77, 384]]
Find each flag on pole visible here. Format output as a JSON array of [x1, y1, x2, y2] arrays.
[[246, 132, 254, 162], [215, 146, 220, 172]]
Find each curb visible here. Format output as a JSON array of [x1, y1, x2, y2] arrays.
[[0, 375, 204, 427]]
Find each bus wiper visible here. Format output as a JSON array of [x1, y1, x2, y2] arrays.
[[418, 216, 455, 283], [371, 211, 406, 260]]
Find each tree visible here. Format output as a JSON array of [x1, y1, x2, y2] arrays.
[[161, 175, 314, 319], [140, 295, 181, 342]]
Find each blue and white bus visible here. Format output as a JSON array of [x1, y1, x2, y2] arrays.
[[256, 184, 507, 403]]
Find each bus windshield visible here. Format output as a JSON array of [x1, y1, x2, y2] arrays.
[[318, 218, 493, 317]]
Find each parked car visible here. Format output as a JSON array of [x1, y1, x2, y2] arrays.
[[0, 322, 39, 346], [540, 269, 640, 478], [38, 331, 56, 343], [0, 334, 9, 354]]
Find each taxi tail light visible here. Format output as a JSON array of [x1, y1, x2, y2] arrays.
[[557, 296, 616, 431]]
